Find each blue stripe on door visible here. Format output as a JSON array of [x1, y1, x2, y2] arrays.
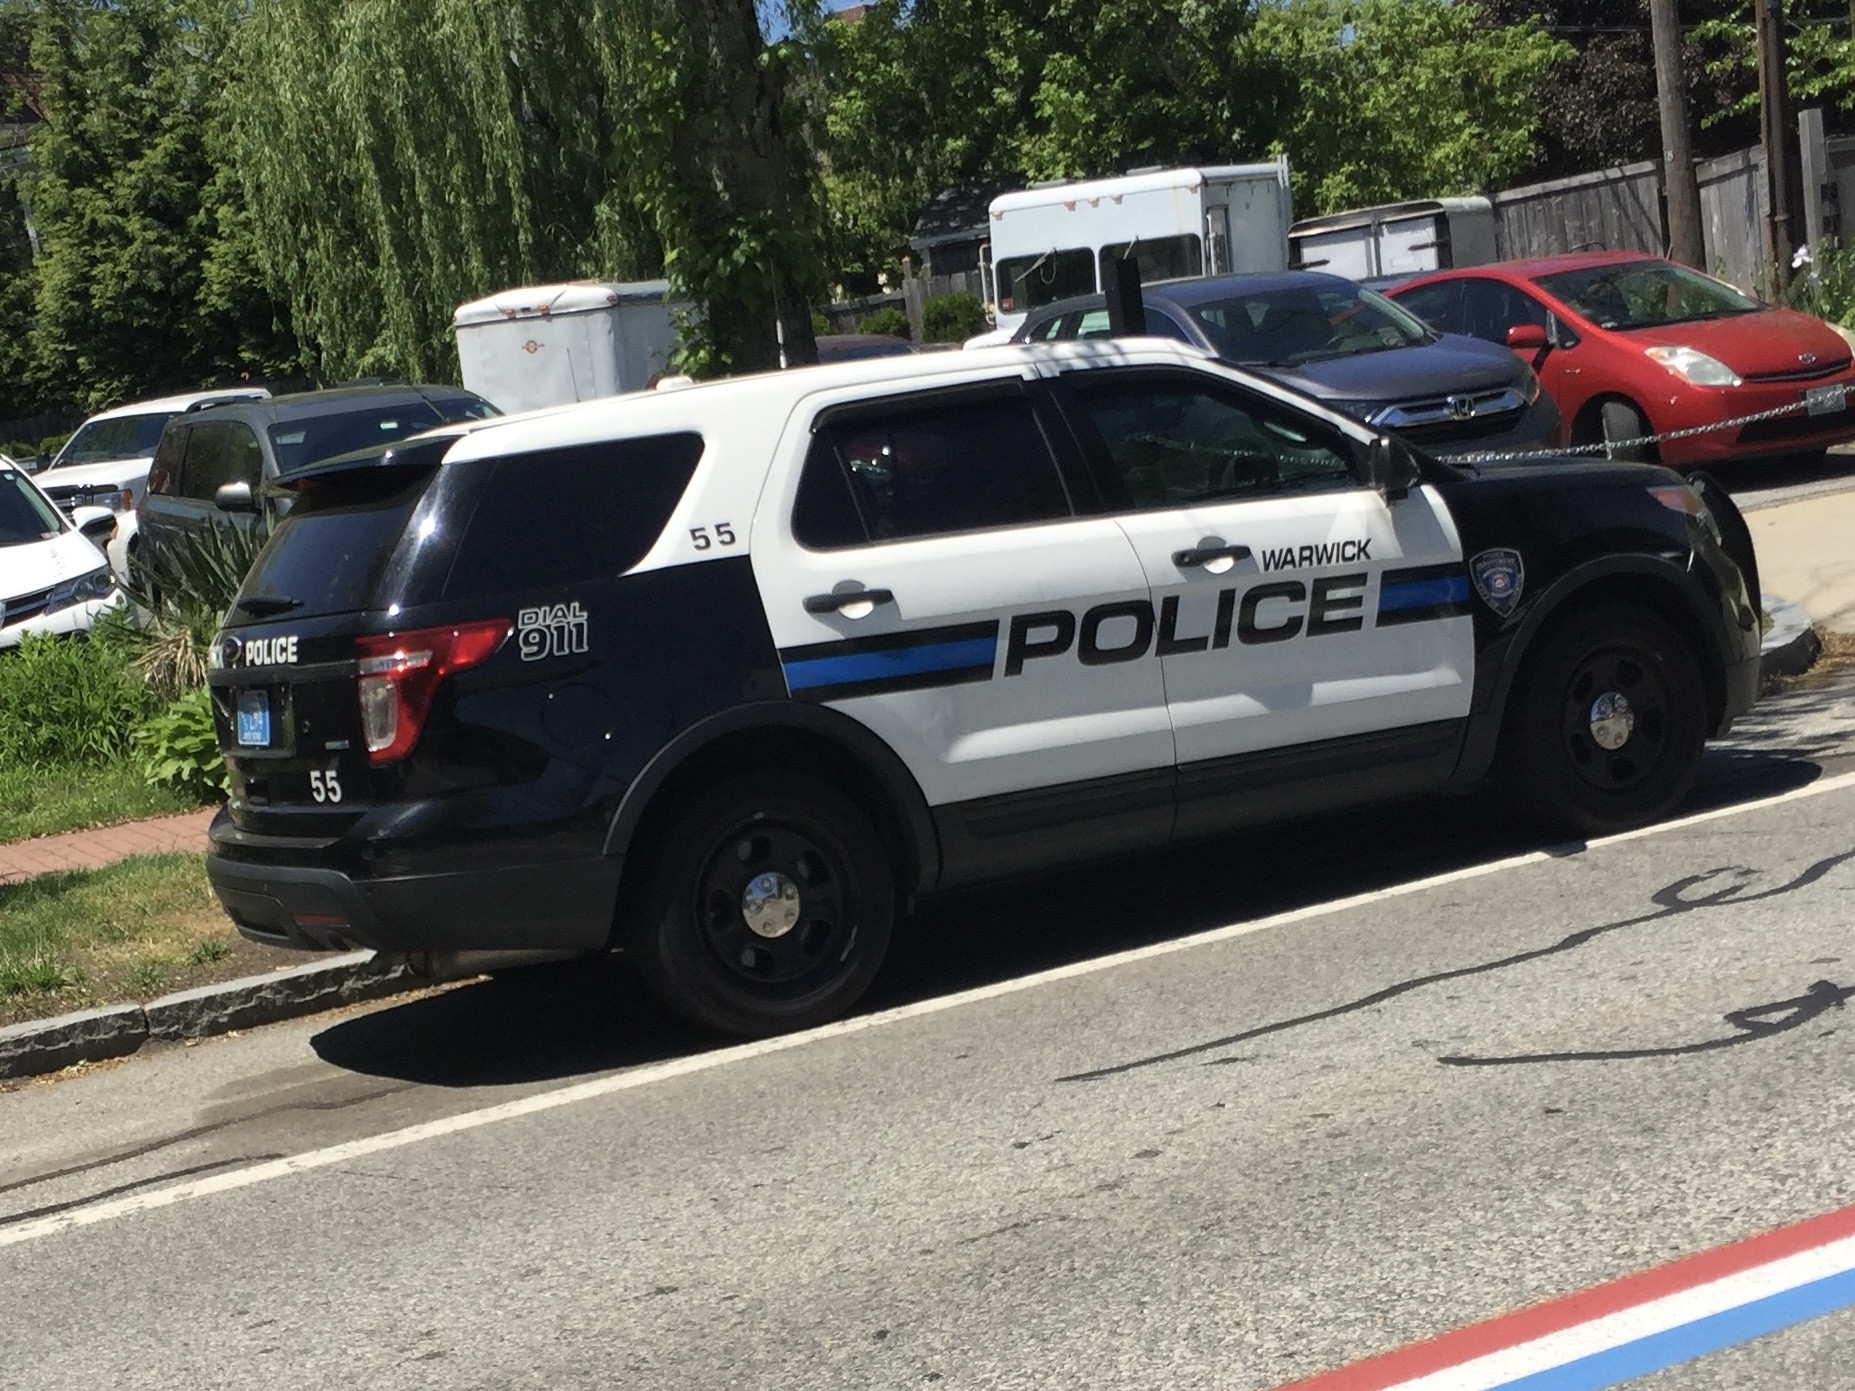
[[783, 635, 1000, 692], [1379, 573, 1471, 612]]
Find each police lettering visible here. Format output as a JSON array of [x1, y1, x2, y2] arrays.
[[1002, 574, 1371, 675], [244, 635, 298, 666]]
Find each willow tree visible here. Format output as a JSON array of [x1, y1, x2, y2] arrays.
[[230, 0, 821, 380]]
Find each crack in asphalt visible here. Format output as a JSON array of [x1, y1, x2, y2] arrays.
[[0, 1154, 286, 1228], [1057, 846, 1855, 1083]]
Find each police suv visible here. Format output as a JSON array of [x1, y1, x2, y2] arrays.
[[205, 341, 1761, 1036]]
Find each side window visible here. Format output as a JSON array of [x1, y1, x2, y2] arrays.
[[444, 433, 704, 599], [1074, 374, 1359, 509], [1144, 312, 1194, 345], [1391, 281, 1459, 332], [793, 391, 1071, 549], [1458, 279, 1550, 344], [1025, 313, 1068, 343], [146, 426, 189, 497], [226, 423, 264, 487], [1098, 234, 1204, 285], [1074, 309, 1113, 339], [178, 422, 235, 500]]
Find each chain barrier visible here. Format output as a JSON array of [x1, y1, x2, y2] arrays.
[[1435, 396, 1830, 465]]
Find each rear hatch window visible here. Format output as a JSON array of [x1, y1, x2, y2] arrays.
[[231, 467, 435, 623]]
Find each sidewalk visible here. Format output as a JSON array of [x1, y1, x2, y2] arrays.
[[0, 807, 216, 886], [1748, 489, 1855, 634]]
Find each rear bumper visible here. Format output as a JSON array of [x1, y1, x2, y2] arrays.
[[206, 816, 622, 954]]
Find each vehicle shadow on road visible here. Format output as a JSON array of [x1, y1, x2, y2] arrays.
[[311, 718, 1840, 1091]]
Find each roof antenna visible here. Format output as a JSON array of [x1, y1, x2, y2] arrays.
[[1105, 259, 1147, 337]]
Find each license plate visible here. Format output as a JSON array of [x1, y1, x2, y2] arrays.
[[235, 690, 271, 747], [1804, 383, 1847, 416]]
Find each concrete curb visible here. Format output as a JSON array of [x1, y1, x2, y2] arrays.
[[1761, 593, 1822, 681], [0, 951, 412, 1081]]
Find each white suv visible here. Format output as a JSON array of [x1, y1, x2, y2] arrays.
[[37, 388, 270, 581]]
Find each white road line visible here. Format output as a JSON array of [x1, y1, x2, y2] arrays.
[[6, 768, 1855, 1251]]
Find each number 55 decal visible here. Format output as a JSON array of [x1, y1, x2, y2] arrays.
[[689, 522, 737, 551], [309, 768, 342, 803]]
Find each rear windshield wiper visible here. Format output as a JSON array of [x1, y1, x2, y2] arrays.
[[236, 596, 302, 618]]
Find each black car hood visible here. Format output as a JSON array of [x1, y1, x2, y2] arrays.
[[1245, 333, 1523, 405]]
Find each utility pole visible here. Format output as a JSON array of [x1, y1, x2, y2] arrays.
[[1650, 0, 1704, 268], [1756, 0, 1803, 291]]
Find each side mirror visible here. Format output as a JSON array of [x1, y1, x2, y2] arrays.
[[1368, 434, 1425, 503], [1505, 323, 1550, 351], [213, 480, 257, 513], [26, 452, 49, 475], [71, 505, 117, 548]]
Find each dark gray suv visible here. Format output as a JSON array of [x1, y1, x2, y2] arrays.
[[136, 384, 497, 581], [1015, 271, 1562, 457]]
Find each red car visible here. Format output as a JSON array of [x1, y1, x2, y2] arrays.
[[1388, 251, 1855, 467]]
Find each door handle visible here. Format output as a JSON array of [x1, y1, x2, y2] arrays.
[[1171, 544, 1251, 570], [804, 587, 895, 615]]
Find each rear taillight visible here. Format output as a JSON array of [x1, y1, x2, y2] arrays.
[[355, 618, 511, 764]]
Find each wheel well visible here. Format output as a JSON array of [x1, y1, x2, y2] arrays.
[[1501, 575, 1726, 741], [612, 726, 924, 933]]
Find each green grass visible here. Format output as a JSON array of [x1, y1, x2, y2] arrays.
[[0, 854, 271, 1025], [0, 759, 197, 844]]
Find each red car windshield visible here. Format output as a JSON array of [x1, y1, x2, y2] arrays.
[[1533, 260, 1759, 331]]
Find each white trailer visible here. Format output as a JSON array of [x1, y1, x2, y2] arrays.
[[979, 162, 1293, 337], [1288, 197, 1496, 283], [453, 280, 682, 415]]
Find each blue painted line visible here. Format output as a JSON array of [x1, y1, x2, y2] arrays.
[[1379, 575, 1470, 611], [783, 636, 998, 691], [1490, 1264, 1855, 1391]]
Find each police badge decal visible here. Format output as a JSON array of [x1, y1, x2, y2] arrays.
[[1470, 548, 1524, 617]]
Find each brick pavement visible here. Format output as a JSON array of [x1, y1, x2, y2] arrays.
[[0, 807, 216, 886]]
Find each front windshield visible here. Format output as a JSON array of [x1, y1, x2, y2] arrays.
[[52, 413, 174, 468], [1187, 283, 1434, 366], [0, 468, 63, 547], [1534, 260, 1759, 330]]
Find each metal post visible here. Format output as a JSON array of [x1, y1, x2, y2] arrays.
[[1651, 0, 1704, 267]]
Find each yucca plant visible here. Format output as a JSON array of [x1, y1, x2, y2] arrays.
[[121, 521, 269, 701]]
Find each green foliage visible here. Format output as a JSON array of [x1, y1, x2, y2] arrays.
[[1249, 1, 1569, 214], [811, 313, 831, 338], [1696, 2, 1855, 125], [0, 630, 155, 768], [856, 306, 911, 339], [24, 0, 302, 411], [37, 434, 69, 458], [921, 292, 988, 343], [1779, 242, 1855, 327], [132, 688, 226, 801], [124, 517, 269, 699]]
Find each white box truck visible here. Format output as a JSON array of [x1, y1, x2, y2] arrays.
[[453, 280, 681, 414], [978, 162, 1293, 338], [1288, 197, 1497, 283]]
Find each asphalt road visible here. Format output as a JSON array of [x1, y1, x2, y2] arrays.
[[5, 665, 1855, 1390], [1684, 444, 1855, 512]]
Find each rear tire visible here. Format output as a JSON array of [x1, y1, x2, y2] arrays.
[[623, 770, 896, 1037], [1501, 604, 1706, 837]]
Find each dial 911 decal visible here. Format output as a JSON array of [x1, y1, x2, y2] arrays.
[[518, 602, 590, 661]]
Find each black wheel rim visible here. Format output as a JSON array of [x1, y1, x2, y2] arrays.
[[1556, 640, 1674, 793], [693, 815, 859, 996]]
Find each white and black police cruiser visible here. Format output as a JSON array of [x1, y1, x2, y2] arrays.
[[205, 339, 1761, 1036]]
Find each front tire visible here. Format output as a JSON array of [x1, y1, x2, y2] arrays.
[[624, 770, 896, 1037], [1501, 604, 1707, 837], [1598, 400, 1652, 463]]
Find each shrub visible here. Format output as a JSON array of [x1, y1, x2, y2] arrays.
[[0, 630, 156, 767], [2, 440, 36, 462], [810, 313, 830, 338], [856, 306, 911, 340], [921, 293, 990, 343], [38, 433, 70, 458], [1780, 242, 1855, 329], [124, 517, 269, 700], [133, 688, 227, 801]]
